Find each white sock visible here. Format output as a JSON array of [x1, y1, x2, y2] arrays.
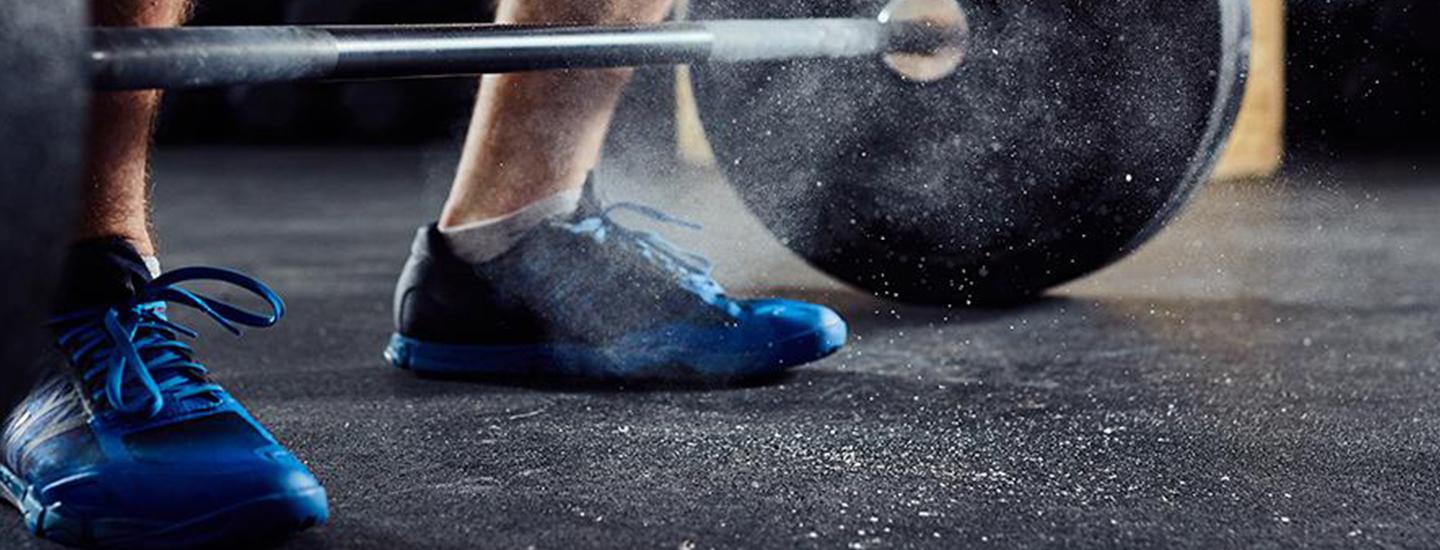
[[440, 189, 583, 264], [141, 256, 162, 278]]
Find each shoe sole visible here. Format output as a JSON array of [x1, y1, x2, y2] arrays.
[[1, 463, 327, 550], [385, 320, 847, 380]]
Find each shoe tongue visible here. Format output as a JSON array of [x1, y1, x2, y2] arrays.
[[52, 240, 216, 416], [54, 238, 153, 314], [572, 173, 606, 220]]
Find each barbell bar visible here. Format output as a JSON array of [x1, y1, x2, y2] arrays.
[[91, 17, 961, 90]]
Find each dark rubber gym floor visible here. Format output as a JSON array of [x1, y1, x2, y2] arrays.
[[7, 149, 1440, 548]]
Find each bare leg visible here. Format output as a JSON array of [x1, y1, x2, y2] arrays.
[[81, 1, 191, 256], [439, 0, 675, 227]]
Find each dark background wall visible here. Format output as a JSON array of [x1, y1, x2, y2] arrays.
[[1286, 0, 1440, 155], [156, 0, 495, 145], [156, 1, 1440, 158]]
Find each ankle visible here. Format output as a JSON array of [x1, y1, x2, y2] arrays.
[[69, 235, 159, 276], [440, 165, 592, 228], [72, 228, 155, 257], [440, 193, 566, 229], [54, 237, 161, 314], [437, 188, 583, 264]]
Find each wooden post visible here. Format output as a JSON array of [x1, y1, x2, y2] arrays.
[[1212, 0, 1286, 181]]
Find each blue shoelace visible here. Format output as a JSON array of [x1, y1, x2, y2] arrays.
[[561, 203, 739, 315], [49, 267, 284, 418]]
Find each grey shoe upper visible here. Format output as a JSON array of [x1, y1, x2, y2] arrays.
[[393, 182, 736, 347]]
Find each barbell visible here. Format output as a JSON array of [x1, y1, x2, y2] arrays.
[[90, 13, 962, 90], [0, 0, 1250, 388]]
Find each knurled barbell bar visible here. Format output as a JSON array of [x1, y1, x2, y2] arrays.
[[90, 14, 963, 90]]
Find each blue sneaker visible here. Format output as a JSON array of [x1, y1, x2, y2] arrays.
[[387, 178, 847, 381], [1, 240, 327, 549]]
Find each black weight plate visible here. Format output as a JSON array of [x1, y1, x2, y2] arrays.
[[0, 0, 86, 411], [691, 0, 1249, 304]]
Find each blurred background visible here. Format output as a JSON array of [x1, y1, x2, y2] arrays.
[[155, 0, 496, 145], [1286, 0, 1440, 156], [155, 0, 1440, 163]]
